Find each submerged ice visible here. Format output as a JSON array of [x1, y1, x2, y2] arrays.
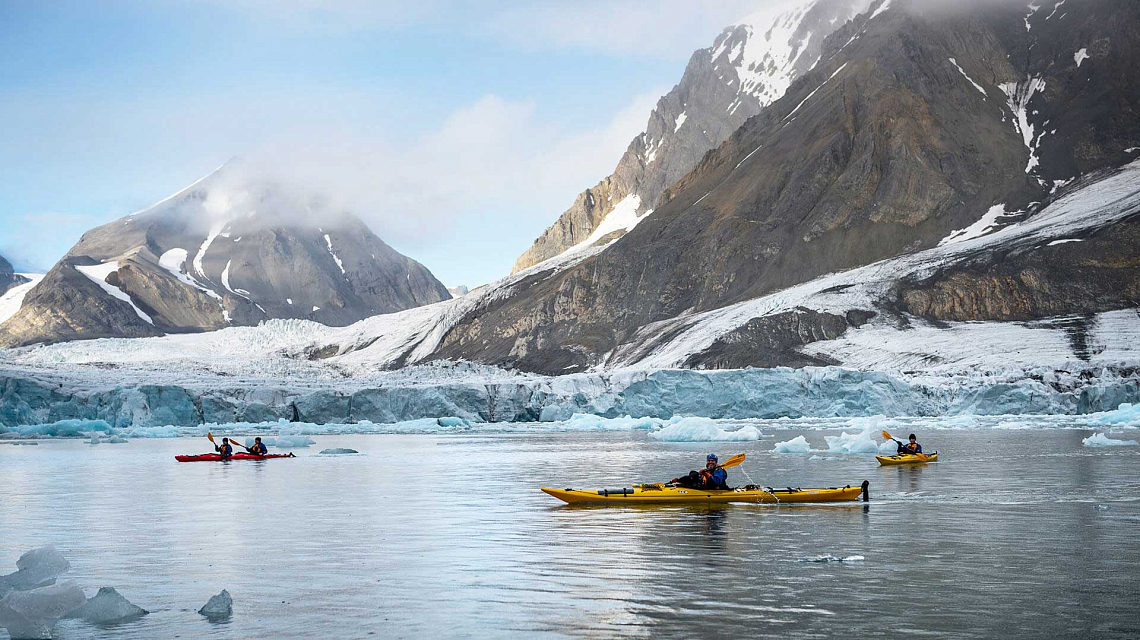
[[64, 587, 147, 624], [0, 581, 86, 640]]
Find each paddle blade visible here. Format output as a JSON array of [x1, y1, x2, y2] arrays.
[[881, 430, 893, 441], [719, 453, 746, 470], [207, 432, 216, 443]]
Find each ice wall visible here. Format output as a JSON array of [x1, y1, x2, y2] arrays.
[[2, 366, 1139, 429]]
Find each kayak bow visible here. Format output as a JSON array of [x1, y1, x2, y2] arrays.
[[542, 481, 869, 505]]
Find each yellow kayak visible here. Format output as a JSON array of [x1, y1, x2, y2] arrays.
[[541, 481, 869, 505], [876, 452, 938, 466]]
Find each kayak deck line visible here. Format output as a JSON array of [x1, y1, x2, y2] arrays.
[[542, 480, 870, 505], [876, 452, 939, 466]]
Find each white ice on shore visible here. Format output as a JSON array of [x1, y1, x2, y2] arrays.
[[1082, 433, 1138, 447]]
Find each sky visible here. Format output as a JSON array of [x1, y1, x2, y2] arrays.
[[0, 0, 765, 286]]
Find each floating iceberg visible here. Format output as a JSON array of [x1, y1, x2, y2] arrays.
[[824, 426, 882, 454], [560, 413, 661, 431], [0, 546, 70, 595], [1087, 403, 1140, 427], [1082, 433, 1139, 447], [772, 436, 813, 453], [319, 448, 359, 455], [198, 589, 232, 618], [0, 581, 86, 639], [269, 435, 315, 448], [650, 417, 762, 442], [64, 587, 147, 624]]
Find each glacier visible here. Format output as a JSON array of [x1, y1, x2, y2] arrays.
[[2, 364, 1139, 431]]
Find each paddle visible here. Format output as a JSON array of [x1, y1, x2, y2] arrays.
[[206, 432, 251, 452], [881, 430, 927, 461]]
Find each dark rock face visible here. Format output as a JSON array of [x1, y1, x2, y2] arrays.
[[683, 308, 875, 369], [0, 163, 451, 346], [433, 0, 1140, 374], [511, 0, 872, 273], [897, 213, 1140, 323], [0, 256, 28, 297]]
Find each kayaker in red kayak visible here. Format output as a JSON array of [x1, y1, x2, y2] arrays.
[[215, 437, 234, 459], [248, 437, 268, 456], [897, 434, 923, 455], [671, 453, 730, 490]]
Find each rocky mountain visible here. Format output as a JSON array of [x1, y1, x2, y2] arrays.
[[319, 0, 1140, 375], [0, 162, 450, 347], [0, 256, 28, 297], [511, 0, 872, 273]]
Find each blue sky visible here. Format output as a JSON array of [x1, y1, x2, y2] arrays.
[[0, 0, 759, 285]]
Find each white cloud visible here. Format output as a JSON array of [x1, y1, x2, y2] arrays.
[[482, 1, 765, 58]]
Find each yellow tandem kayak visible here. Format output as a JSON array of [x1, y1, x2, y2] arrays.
[[541, 481, 869, 505], [876, 452, 938, 466]]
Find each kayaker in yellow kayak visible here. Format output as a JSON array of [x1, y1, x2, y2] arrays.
[[670, 454, 730, 490], [248, 437, 268, 456], [896, 434, 923, 456]]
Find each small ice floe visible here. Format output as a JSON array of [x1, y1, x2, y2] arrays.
[[0, 546, 71, 594], [319, 448, 359, 455], [198, 589, 232, 618], [64, 587, 147, 624], [773, 436, 813, 453], [0, 580, 86, 640], [272, 435, 315, 448], [1082, 433, 1139, 447], [1095, 504, 1109, 511], [649, 417, 762, 442], [798, 555, 865, 563]]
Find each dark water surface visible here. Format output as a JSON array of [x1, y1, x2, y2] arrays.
[[2, 428, 1138, 639]]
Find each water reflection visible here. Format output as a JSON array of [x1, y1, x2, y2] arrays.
[[0, 430, 1137, 638]]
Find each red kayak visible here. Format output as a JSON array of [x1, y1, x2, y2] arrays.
[[175, 452, 295, 462]]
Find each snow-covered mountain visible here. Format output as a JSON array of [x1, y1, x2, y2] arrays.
[[511, 0, 872, 273], [0, 162, 451, 347], [313, 0, 1140, 374]]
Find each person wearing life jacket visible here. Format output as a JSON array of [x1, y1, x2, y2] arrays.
[[897, 434, 923, 455], [672, 454, 730, 490], [215, 437, 234, 459], [248, 437, 268, 456]]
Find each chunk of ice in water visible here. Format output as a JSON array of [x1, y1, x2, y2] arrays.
[[319, 448, 359, 454], [272, 435, 315, 448], [0, 580, 86, 639], [198, 589, 232, 618], [650, 417, 762, 442], [0, 546, 71, 594], [824, 426, 881, 454], [1082, 432, 1139, 447], [64, 587, 147, 623], [773, 435, 813, 453]]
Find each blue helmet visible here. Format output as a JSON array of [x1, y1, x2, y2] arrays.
[[707, 453, 718, 462]]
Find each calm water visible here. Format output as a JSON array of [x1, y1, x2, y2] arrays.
[[2, 427, 1139, 639]]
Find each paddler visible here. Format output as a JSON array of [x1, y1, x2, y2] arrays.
[[215, 437, 234, 459], [248, 437, 268, 456], [671, 454, 730, 490], [897, 434, 923, 455]]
